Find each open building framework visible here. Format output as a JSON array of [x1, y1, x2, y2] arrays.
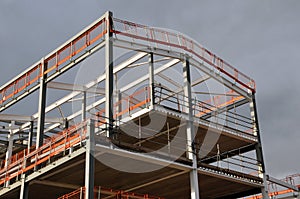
[[0, 11, 297, 199]]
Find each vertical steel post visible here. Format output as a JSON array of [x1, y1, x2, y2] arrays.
[[36, 58, 47, 149], [5, 121, 14, 187], [27, 121, 34, 152], [250, 93, 269, 199], [85, 120, 95, 199], [19, 177, 29, 199], [105, 11, 114, 138], [19, 121, 33, 199], [114, 74, 122, 121], [149, 53, 155, 108], [82, 91, 87, 121], [183, 57, 200, 199]]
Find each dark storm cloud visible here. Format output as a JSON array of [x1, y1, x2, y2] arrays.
[[0, 0, 300, 178]]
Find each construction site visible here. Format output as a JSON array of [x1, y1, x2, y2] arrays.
[[0, 11, 299, 199]]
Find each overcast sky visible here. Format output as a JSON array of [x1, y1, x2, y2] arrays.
[[0, 0, 300, 179]]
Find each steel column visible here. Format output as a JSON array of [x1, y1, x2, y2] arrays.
[[250, 93, 269, 199], [183, 57, 200, 199], [114, 72, 122, 121], [19, 178, 29, 199], [5, 121, 14, 187], [36, 58, 47, 149], [105, 11, 114, 138], [27, 121, 34, 151], [85, 120, 95, 199], [19, 121, 33, 199], [82, 91, 87, 121], [149, 53, 155, 108]]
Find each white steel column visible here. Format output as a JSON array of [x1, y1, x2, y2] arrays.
[[19, 177, 29, 199], [82, 91, 87, 121], [183, 57, 200, 199], [105, 11, 114, 138], [5, 121, 15, 187], [85, 120, 95, 199], [149, 53, 155, 108], [27, 121, 34, 151], [36, 58, 47, 149], [20, 121, 33, 199], [250, 93, 269, 199]]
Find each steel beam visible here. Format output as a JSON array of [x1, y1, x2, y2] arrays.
[[157, 75, 211, 106], [267, 175, 299, 192], [183, 57, 200, 199], [33, 180, 79, 190], [47, 81, 105, 94], [0, 11, 107, 112], [190, 59, 251, 100], [0, 30, 106, 112], [0, 114, 64, 124], [11, 52, 146, 136], [95, 143, 192, 171], [85, 120, 95, 199], [120, 58, 180, 93], [158, 73, 182, 88], [113, 38, 251, 99], [125, 170, 189, 193]]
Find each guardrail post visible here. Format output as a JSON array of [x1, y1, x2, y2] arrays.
[[85, 119, 95, 199], [183, 56, 200, 199]]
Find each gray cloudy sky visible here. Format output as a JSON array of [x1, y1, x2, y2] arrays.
[[0, 0, 300, 178]]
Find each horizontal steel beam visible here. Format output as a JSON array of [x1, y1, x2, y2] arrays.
[[114, 39, 251, 100], [47, 82, 105, 94], [267, 175, 299, 192], [0, 40, 106, 112], [120, 58, 180, 93], [95, 142, 192, 171], [12, 52, 147, 135], [0, 114, 64, 123], [32, 180, 80, 190]]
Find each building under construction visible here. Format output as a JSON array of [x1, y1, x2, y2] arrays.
[[0, 11, 298, 199]]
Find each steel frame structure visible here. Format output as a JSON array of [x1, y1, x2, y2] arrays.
[[0, 11, 271, 199]]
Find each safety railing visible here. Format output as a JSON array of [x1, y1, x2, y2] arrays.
[[0, 86, 151, 187], [0, 121, 87, 187], [0, 17, 107, 110], [153, 85, 255, 135], [0, 85, 258, 188], [198, 144, 261, 178], [112, 18, 256, 93], [57, 186, 164, 199], [96, 87, 151, 126]]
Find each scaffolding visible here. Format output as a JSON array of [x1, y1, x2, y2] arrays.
[[0, 11, 271, 198]]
